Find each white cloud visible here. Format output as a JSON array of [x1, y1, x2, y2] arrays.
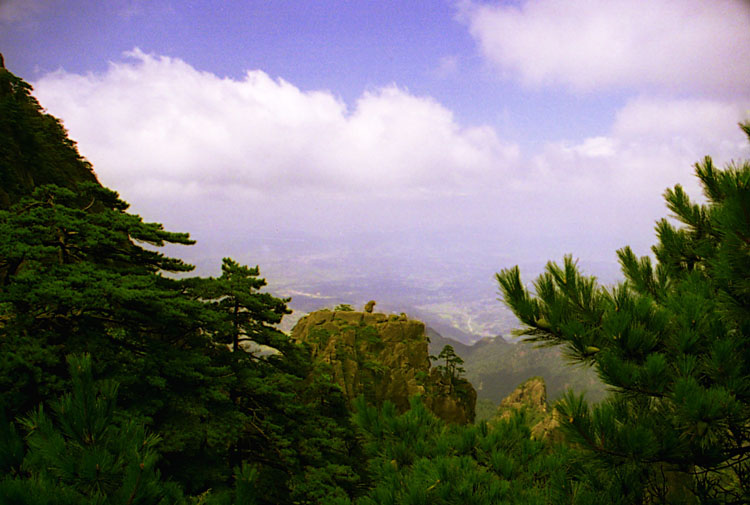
[[460, 0, 750, 94], [30, 50, 750, 267], [506, 95, 749, 257], [34, 49, 518, 202], [569, 137, 617, 159], [613, 97, 750, 147]]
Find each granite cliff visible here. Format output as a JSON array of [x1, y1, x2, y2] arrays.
[[291, 308, 476, 424]]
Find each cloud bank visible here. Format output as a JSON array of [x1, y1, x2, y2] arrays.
[[32, 50, 749, 268], [35, 50, 518, 202], [461, 0, 750, 94]]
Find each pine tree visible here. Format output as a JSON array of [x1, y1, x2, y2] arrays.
[[0, 182, 238, 490], [430, 345, 466, 393], [191, 257, 291, 353], [0, 354, 182, 504], [496, 122, 750, 504]]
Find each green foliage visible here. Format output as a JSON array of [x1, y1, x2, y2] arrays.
[[0, 65, 98, 208], [308, 327, 332, 345], [496, 123, 750, 504], [334, 304, 354, 312], [414, 371, 428, 386], [361, 360, 387, 376], [0, 181, 238, 491], [0, 354, 182, 504], [355, 325, 382, 346], [189, 258, 290, 353], [430, 345, 466, 393], [0, 181, 366, 501], [0, 411, 25, 477], [351, 396, 569, 505]]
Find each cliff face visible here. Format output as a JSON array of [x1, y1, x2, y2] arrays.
[[291, 309, 476, 424]]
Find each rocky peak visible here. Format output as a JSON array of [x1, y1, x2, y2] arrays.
[[495, 377, 560, 440], [291, 309, 476, 424], [497, 376, 548, 414]]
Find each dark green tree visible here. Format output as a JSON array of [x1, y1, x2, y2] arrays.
[[0, 354, 182, 504], [0, 61, 98, 208], [496, 123, 750, 504], [193, 258, 290, 353], [0, 182, 241, 492], [0, 183, 367, 501], [431, 344, 466, 393]]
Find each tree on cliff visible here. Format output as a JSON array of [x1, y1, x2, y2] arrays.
[[497, 123, 750, 504], [431, 344, 466, 393]]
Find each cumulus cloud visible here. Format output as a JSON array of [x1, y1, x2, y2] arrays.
[[460, 0, 750, 94], [613, 97, 750, 147], [542, 98, 748, 188], [31, 50, 750, 268], [34, 49, 518, 202], [503, 94, 749, 260]]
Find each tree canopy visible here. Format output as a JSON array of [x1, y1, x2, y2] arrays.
[[431, 344, 466, 393]]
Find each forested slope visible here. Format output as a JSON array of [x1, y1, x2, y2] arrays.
[[0, 58, 98, 207]]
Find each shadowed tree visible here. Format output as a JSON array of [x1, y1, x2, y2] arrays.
[[0, 354, 182, 504]]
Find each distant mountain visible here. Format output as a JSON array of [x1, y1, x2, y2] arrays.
[[428, 328, 607, 410]]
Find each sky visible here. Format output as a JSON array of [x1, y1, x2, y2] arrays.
[[2, 0, 750, 319]]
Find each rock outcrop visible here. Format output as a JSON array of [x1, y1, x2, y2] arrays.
[[291, 309, 476, 424], [494, 377, 560, 440]]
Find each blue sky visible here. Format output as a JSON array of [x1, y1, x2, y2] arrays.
[[2, 1, 750, 317], [2, 0, 623, 145]]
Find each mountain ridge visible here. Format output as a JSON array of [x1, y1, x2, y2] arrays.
[[0, 61, 99, 208]]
